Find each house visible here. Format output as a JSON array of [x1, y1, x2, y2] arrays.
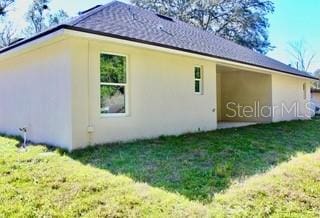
[[0, 1, 317, 150]]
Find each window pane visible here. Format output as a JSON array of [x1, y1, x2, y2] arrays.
[[195, 67, 201, 79], [101, 85, 126, 114], [195, 80, 200, 93], [100, 54, 126, 83]]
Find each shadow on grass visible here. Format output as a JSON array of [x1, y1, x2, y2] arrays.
[[0, 133, 24, 148], [0, 133, 65, 153], [69, 119, 320, 203]]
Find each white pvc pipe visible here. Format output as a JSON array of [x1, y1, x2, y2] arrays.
[[19, 127, 27, 148], [23, 131, 27, 148]]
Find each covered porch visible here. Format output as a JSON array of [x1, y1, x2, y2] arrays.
[[216, 65, 273, 128]]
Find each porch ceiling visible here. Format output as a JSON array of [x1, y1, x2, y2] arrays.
[[217, 64, 271, 76]]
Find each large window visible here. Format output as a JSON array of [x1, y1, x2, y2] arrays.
[[194, 66, 203, 94], [100, 53, 127, 115]]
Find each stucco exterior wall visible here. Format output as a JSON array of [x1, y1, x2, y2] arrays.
[[69, 37, 217, 149], [272, 74, 312, 122], [0, 34, 314, 150], [217, 69, 272, 122], [0, 40, 73, 149]]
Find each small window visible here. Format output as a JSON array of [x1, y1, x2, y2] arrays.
[[303, 83, 307, 100], [194, 66, 203, 94], [100, 53, 127, 115]]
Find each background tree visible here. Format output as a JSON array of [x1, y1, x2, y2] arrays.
[[48, 9, 68, 27], [0, 0, 15, 47], [0, 0, 14, 16], [131, 0, 274, 54], [0, 21, 16, 47], [313, 69, 320, 89], [288, 40, 316, 73], [25, 0, 68, 35], [26, 0, 49, 34]]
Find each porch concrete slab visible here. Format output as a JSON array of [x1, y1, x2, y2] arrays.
[[217, 122, 257, 129]]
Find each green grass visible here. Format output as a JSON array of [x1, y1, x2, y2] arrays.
[[212, 151, 320, 217], [1, 119, 320, 217], [71, 120, 320, 202]]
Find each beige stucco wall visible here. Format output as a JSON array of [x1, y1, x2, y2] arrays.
[[0, 40, 73, 149], [217, 68, 272, 122], [69, 37, 217, 149], [272, 74, 312, 122], [0, 34, 314, 150]]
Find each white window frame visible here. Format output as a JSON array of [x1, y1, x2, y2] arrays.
[[194, 65, 203, 95], [100, 51, 129, 118]]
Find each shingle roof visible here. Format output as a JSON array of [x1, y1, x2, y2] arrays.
[[0, 1, 316, 80]]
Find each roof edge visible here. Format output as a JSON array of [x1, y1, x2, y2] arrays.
[[64, 26, 318, 80], [0, 24, 67, 54], [0, 24, 318, 81]]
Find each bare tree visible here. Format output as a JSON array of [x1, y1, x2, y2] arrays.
[[0, 21, 16, 47], [0, 0, 14, 16], [48, 9, 68, 27], [0, 0, 16, 47], [288, 40, 316, 72], [25, 0, 68, 36], [25, 0, 50, 34], [313, 69, 320, 89]]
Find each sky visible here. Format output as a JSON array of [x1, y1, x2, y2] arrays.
[[4, 0, 320, 73], [267, 0, 320, 73]]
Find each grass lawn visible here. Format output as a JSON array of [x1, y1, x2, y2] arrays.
[[1, 119, 320, 217]]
